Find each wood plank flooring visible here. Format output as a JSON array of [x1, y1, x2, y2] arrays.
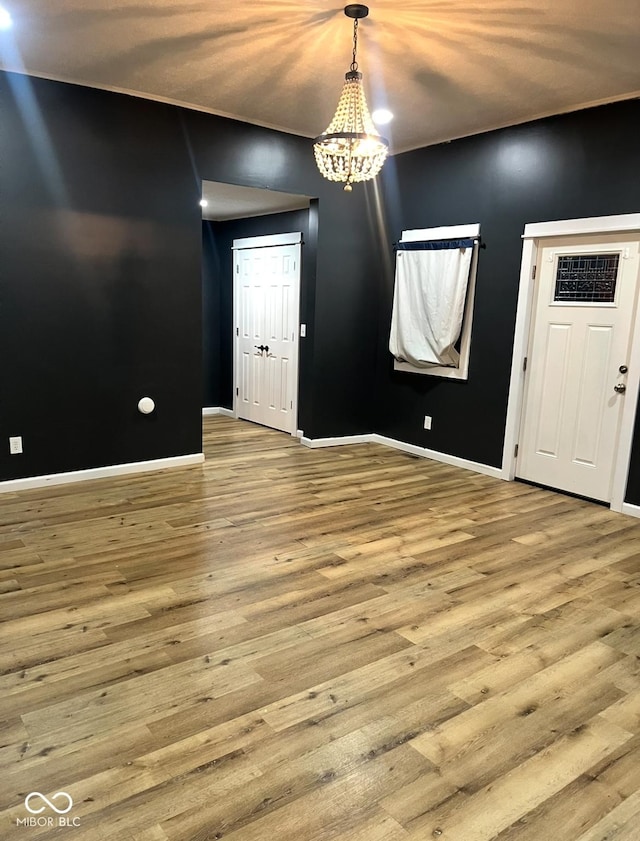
[[1, 415, 640, 840]]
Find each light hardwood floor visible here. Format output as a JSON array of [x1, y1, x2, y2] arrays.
[[2, 416, 640, 840]]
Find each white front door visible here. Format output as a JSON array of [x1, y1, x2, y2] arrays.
[[234, 237, 301, 434], [517, 233, 640, 502]]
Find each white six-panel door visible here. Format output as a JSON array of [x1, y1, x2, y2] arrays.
[[234, 238, 301, 434], [517, 233, 640, 502]]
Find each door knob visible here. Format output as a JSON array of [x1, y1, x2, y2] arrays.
[[614, 383, 626, 393], [619, 365, 628, 374]]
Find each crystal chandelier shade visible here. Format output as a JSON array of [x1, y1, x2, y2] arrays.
[[313, 6, 389, 191]]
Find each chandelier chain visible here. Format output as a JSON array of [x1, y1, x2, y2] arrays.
[[350, 18, 359, 71]]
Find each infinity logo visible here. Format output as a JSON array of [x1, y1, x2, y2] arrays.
[[25, 792, 73, 815]]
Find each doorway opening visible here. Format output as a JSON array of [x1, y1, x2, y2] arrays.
[[201, 180, 315, 434]]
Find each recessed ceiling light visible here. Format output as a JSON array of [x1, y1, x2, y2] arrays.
[[0, 6, 13, 29], [199, 199, 208, 208], [372, 109, 394, 126]]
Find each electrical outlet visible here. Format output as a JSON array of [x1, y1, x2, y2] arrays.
[[9, 436, 23, 455], [423, 416, 432, 430]]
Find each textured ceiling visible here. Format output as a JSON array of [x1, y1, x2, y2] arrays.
[[201, 181, 311, 220], [0, 0, 638, 154]]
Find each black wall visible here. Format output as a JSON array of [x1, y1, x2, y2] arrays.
[[1, 67, 639, 505], [0, 71, 378, 481], [202, 222, 222, 412], [183, 109, 380, 439], [0, 73, 203, 477], [374, 100, 640, 489]]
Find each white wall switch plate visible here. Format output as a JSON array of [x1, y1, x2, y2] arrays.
[[9, 436, 23, 454], [423, 416, 432, 430], [300, 323, 307, 337]]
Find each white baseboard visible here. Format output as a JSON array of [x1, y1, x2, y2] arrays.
[[202, 407, 235, 418], [0, 453, 204, 494], [300, 434, 375, 449], [300, 432, 503, 480], [371, 434, 504, 480], [299, 431, 640, 507], [620, 502, 640, 519]]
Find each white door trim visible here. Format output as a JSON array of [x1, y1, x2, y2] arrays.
[[232, 234, 302, 434], [522, 214, 640, 240], [232, 232, 302, 250], [503, 212, 640, 513]]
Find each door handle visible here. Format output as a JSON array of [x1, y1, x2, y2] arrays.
[[614, 383, 626, 394], [254, 345, 266, 353]]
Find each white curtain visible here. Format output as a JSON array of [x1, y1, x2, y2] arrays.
[[389, 242, 474, 368]]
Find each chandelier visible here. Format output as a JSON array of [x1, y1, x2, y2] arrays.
[[313, 4, 389, 192]]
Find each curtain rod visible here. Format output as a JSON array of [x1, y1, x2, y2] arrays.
[[393, 237, 486, 251]]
